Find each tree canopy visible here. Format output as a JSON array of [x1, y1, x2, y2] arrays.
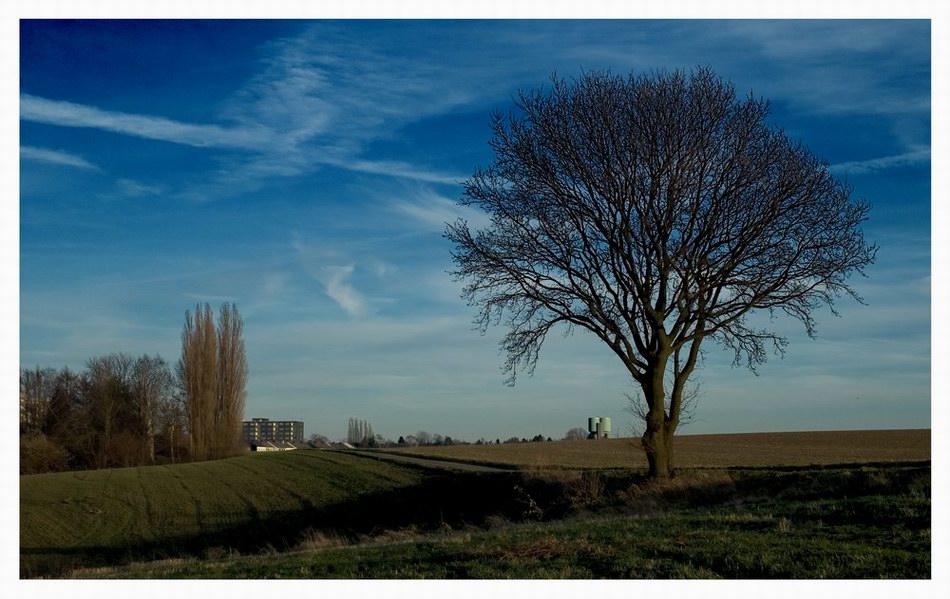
[[446, 67, 876, 478]]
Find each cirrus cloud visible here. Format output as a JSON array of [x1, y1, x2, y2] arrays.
[[20, 145, 100, 170]]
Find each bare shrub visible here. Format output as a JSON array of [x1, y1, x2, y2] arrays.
[[572, 471, 604, 505], [20, 434, 70, 474], [297, 529, 348, 551], [203, 546, 232, 560]]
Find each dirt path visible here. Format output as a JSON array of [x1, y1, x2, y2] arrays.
[[338, 450, 513, 473]]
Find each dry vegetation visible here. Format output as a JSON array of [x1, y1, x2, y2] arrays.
[[386, 429, 930, 469]]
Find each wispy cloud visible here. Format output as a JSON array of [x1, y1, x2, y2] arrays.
[[223, 25, 480, 143], [115, 178, 164, 198], [20, 145, 100, 170], [829, 149, 931, 175], [320, 264, 368, 318], [390, 189, 492, 232], [344, 159, 465, 186], [21, 94, 272, 150], [19, 23, 505, 198], [491, 21, 929, 120], [183, 292, 239, 304], [204, 24, 488, 191], [291, 237, 372, 318], [713, 20, 930, 117], [19, 20, 932, 205]]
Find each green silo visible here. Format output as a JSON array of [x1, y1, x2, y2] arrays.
[[588, 417, 600, 434]]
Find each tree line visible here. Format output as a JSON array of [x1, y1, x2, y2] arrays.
[[335, 421, 570, 448], [20, 303, 248, 474], [345, 417, 375, 446], [20, 356, 182, 473], [306, 425, 615, 450]]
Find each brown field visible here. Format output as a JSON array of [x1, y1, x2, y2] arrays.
[[385, 429, 930, 469]]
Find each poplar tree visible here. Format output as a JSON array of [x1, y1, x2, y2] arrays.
[[179, 303, 247, 460]]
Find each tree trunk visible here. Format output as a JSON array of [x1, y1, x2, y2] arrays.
[[641, 421, 676, 479], [640, 360, 676, 479], [146, 432, 155, 465]]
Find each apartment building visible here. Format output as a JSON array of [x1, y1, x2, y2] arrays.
[[242, 417, 304, 444]]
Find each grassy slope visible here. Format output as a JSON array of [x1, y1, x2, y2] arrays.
[[20, 450, 423, 577], [384, 429, 932, 469], [22, 431, 933, 579], [73, 465, 931, 579]]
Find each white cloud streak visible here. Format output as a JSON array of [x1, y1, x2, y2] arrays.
[[21, 94, 272, 150], [343, 159, 465, 186], [18, 23, 532, 198], [20, 81, 465, 195], [19, 21, 931, 204], [389, 190, 492, 232], [20, 146, 100, 170], [829, 149, 931, 175], [21, 23, 487, 199]]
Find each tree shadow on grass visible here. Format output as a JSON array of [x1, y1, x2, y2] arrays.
[[21, 469, 570, 578], [22, 462, 930, 578]]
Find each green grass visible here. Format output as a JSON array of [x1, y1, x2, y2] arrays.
[[20, 450, 424, 577], [72, 467, 931, 579], [22, 446, 931, 579]]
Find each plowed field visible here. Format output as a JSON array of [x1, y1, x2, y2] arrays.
[[386, 429, 930, 469]]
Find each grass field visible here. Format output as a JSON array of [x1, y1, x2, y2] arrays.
[[20, 450, 424, 577], [384, 429, 931, 469], [72, 464, 931, 579], [21, 429, 932, 579]]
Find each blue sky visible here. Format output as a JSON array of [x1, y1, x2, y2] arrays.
[[18, 19, 931, 442]]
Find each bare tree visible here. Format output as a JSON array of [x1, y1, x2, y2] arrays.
[[179, 304, 217, 461], [446, 68, 876, 479], [130, 355, 175, 464], [563, 427, 589, 441], [39, 367, 93, 470], [625, 382, 701, 438], [155, 387, 186, 464], [20, 366, 58, 434], [215, 304, 248, 457], [365, 422, 374, 444], [83, 353, 135, 468], [179, 303, 247, 461], [46, 367, 81, 440], [23, 359, 183, 472], [346, 418, 375, 445]]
